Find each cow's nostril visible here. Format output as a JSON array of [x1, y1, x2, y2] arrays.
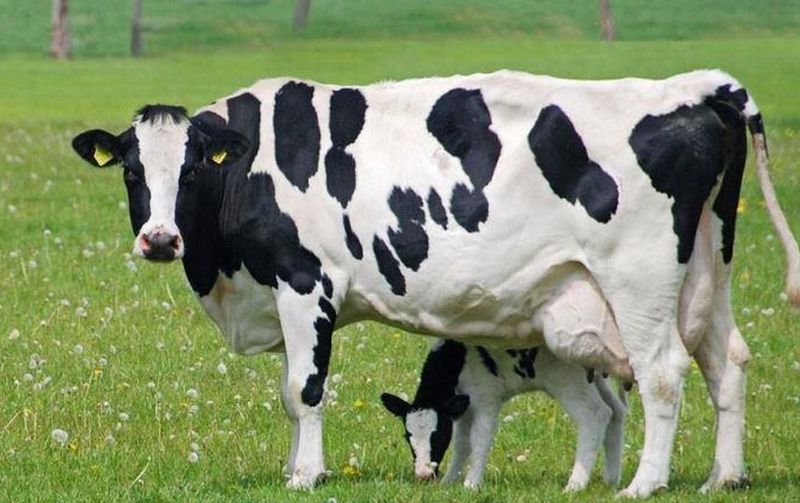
[[169, 235, 181, 250]]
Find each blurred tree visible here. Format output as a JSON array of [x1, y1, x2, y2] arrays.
[[293, 0, 311, 33], [50, 0, 70, 59], [599, 0, 615, 41], [131, 0, 143, 56]]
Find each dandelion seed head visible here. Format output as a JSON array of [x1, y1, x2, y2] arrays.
[[73, 344, 84, 355], [188, 451, 199, 464], [75, 307, 87, 318], [118, 412, 129, 422], [216, 362, 228, 375], [8, 329, 20, 340], [51, 428, 69, 445], [186, 388, 199, 399]]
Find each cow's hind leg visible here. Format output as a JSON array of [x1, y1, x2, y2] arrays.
[[539, 354, 611, 492], [277, 288, 337, 489], [616, 317, 690, 498], [694, 292, 750, 492]]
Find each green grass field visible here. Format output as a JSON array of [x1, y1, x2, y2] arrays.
[[2, 4, 800, 501]]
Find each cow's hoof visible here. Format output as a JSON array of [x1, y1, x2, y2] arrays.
[[286, 468, 327, 490], [603, 470, 621, 487], [463, 479, 481, 490], [563, 477, 589, 493], [617, 481, 668, 498], [699, 474, 750, 493]]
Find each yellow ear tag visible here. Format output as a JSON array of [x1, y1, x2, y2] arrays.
[[211, 150, 228, 165], [93, 145, 114, 166]]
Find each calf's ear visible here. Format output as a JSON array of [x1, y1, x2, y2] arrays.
[[444, 394, 470, 419], [380, 393, 410, 418], [72, 129, 123, 167], [206, 129, 251, 167]]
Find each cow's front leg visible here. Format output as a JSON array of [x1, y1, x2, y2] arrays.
[[441, 411, 472, 484], [277, 287, 337, 490], [463, 406, 500, 489]]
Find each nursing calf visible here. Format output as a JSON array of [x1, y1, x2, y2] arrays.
[[72, 69, 799, 496], [382, 340, 627, 490]]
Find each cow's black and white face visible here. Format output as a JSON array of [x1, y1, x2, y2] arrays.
[[72, 105, 249, 262], [381, 393, 469, 481]]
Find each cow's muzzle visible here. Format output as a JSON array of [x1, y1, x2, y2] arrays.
[[414, 463, 438, 482], [137, 230, 183, 262]]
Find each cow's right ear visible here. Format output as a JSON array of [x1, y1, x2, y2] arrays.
[[72, 129, 123, 167], [381, 393, 410, 418]]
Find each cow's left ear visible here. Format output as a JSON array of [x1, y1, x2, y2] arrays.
[[72, 129, 123, 167], [443, 394, 470, 419], [205, 129, 250, 167], [381, 393, 411, 418]]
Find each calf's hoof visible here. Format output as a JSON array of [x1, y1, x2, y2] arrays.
[[463, 479, 482, 490], [563, 480, 588, 493]]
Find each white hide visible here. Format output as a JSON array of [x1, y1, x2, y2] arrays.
[[405, 409, 440, 480], [131, 115, 188, 258]]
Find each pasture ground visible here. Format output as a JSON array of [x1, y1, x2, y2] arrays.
[[1, 35, 800, 502]]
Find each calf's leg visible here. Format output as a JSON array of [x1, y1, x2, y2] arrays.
[[441, 411, 472, 484]]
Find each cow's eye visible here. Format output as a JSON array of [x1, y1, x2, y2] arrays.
[[124, 170, 141, 184]]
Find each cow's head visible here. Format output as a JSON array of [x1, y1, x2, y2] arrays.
[[380, 392, 470, 481], [72, 105, 249, 262]]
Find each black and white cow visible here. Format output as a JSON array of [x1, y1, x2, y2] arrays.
[[381, 339, 627, 490], [72, 69, 800, 496]]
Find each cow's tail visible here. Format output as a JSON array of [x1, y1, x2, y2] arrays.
[[745, 107, 800, 306]]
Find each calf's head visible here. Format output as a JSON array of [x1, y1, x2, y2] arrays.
[[381, 392, 470, 481], [72, 105, 249, 262]]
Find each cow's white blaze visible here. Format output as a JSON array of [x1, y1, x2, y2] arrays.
[[405, 408, 439, 478], [131, 115, 190, 258]]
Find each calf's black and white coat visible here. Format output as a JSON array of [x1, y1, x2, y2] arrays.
[[382, 339, 627, 490], [72, 69, 800, 496]]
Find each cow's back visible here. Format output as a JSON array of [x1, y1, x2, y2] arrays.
[[197, 69, 744, 343]]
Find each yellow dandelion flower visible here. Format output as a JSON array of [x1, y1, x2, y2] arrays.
[[737, 198, 747, 214], [343, 464, 360, 477], [353, 399, 365, 409]]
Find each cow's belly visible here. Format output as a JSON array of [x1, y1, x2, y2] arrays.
[[343, 259, 587, 348], [199, 269, 283, 355]]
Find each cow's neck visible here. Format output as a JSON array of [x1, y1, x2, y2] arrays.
[[413, 340, 468, 407], [180, 168, 241, 297]]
